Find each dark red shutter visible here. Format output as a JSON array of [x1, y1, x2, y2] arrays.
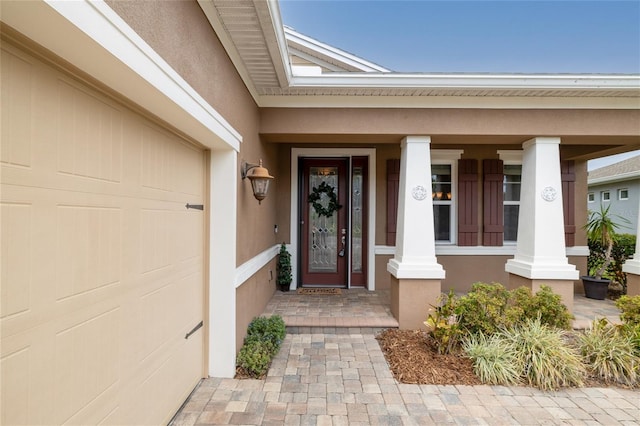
[[483, 159, 504, 246], [458, 159, 478, 246], [561, 160, 576, 246], [386, 159, 401, 246]]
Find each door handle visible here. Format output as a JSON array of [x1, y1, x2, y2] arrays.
[[339, 229, 346, 257]]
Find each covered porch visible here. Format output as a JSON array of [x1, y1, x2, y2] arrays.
[[262, 289, 622, 331]]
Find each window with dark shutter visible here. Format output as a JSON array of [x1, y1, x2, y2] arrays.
[[386, 159, 400, 246], [457, 159, 478, 246], [483, 159, 504, 246], [561, 160, 576, 247]]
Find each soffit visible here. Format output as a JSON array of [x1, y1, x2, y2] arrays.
[[203, 0, 640, 106]]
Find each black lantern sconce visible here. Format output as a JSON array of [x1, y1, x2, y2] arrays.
[[241, 159, 274, 204]]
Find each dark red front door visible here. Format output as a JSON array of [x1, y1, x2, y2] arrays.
[[300, 159, 348, 286]]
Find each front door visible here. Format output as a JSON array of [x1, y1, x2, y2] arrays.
[[300, 157, 368, 287]]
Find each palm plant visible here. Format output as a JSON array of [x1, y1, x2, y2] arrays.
[[584, 204, 627, 280]]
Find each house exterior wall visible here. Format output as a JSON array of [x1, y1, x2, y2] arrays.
[[260, 108, 640, 144], [274, 138, 591, 292], [105, 0, 278, 362], [105, 0, 279, 265], [588, 179, 640, 235]]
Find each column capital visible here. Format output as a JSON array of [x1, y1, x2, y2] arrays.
[[401, 135, 431, 147], [522, 136, 561, 149]]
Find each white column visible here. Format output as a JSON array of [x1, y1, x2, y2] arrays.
[[506, 137, 579, 279], [622, 196, 640, 275], [388, 136, 445, 279], [209, 149, 237, 377]]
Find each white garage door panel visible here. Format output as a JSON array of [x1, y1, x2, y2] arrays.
[[1, 42, 205, 425]]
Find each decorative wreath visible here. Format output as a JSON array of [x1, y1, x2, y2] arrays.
[[308, 181, 342, 218]]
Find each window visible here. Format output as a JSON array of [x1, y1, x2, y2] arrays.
[[503, 165, 522, 242], [588, 192, 595, 203], [619, 189, 629, 200], [432, 164, 452, 242], [602, 191, 610, 202]]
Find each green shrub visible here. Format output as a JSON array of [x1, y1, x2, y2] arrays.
[[616, 295, 640, 326], [236, 315, 286, 378], [245, 315, 286, 352], [463, 333, 520, 386], [588, 233, 636, 294], [456, 283, 516, 336], [501, 318, 585, 390], [520, 285, 572, 330], [236, 340, 273, 377], [424, 291, 463, 354], [579, 319, 638, 387], [456, 283, 571, 336]]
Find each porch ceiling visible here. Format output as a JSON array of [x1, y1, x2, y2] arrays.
[[201, 1, 640, 108]]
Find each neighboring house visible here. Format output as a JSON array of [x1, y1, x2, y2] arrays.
[[1, 1, 639, 424], [588, 155, 640, 235]]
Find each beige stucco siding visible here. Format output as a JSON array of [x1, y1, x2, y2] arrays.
[[105, 0, 279, 357], [105, 0, 279, 266], [260, 107, 640, 147]]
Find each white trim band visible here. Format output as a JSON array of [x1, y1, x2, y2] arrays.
[[375, 245, 589, 256], [235, 244, 281, 288]]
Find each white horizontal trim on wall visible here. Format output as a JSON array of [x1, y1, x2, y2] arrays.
[[376, 245, 589, 257], [235, 244, 282, 288]]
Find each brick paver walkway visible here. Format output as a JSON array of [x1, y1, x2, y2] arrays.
[[171, 291, 634, 424], [171, 329, 639, 425]]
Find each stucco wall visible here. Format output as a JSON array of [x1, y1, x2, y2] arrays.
[[105, 0, 278, 356], [260, 108, 640, 146], [105, 0, 278, 266], [235, 259, 279, 352]]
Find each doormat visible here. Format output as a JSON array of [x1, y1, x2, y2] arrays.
[[297, 288, 342, 295]]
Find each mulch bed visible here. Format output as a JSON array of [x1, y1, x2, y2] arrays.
[[376, 328, 633, 389], [376, 329, 482, 385]]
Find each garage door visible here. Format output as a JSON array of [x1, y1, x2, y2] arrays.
[[1, 41, 206, 425]]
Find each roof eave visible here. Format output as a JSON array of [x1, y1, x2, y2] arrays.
[[589, 170, 640, 185], [290, 73, 640, 91]]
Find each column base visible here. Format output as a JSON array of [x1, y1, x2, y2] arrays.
[[627, 273, 640, 297], [390, 276, 442, 329], [507, 274, 575, 313]]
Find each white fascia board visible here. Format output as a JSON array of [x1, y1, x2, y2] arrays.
[[3, 0, 241, 151], [197, 0, 261, 101], [288, 47, 347, 73], [290, 73, 640, 90], [263, 0, 293, 86], [284, 27, 390, 73], [258, 95, 640, 110], [588, 171, 640, 185]]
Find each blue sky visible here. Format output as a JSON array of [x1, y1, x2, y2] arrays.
[[279, 0, 640, 74]]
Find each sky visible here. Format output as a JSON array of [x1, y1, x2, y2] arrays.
[[279, 0, 640, 74]]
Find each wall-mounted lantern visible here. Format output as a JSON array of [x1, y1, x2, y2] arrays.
[[241, 159, 273, 204]]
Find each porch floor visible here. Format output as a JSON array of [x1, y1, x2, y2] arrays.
[[262, 289, 622, 331]]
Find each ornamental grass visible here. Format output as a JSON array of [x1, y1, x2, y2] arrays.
[[463, 332, 520, 386], [498, 318, 585, 390], [579, 319, 638, 387]]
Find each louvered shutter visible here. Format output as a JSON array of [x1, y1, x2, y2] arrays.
[[483, 159, 504, 246], [561, 160, 576, 246], [458, 159, 478, 246], [386, 159, 401, 246]]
